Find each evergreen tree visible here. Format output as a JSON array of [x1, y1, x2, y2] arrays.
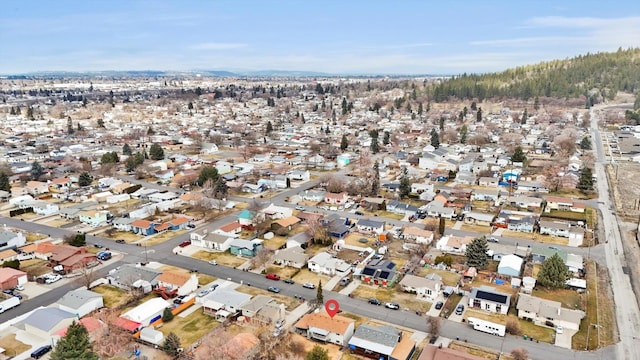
[[399, 167, 411, 199], [125, 157, 137, 172], [521, 108, 528, 124], [430, 128, 440, 149], [439, 117, 445, 131], [96, 118, 105, 128], [161, 332, 182, 358], [100, 152, 119, 165], [577, 167, 594, 193], [533, 96, 540, 111], [49, 321, 98, 360], [580, 136, 592, 150], [470, 101, 477, 111], [465, 237, 489, 269], [149, 143, 165, 160], [537, 253, 570, 288], [341, 97, 348, 115], [383, 131, 390, 145], [122, 143, 132, 155], [371, 161, 380, 195], [340, 134, 349, 151], [67, 117, 74, 134], [0, 172, 10, 192], [197, 166, 220, 187], [306, 345, 329, 360], [459, 125, 468, 144], [266, 121, 273, 134], [511, 146, 527, 163], [163, 307, 174, 322], [147, 126, 155, 135], [213, 177, 228, 199], [316, 280, 323, 304], [417, 102, 423, 117], [31, 161, 44, 180], [476, 107, 483, 122], [78, 172, 93, 187], [438, 217, 445, 235]]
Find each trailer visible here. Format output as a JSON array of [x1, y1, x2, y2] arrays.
[[0, 296, 20, 313], [467, 317, 505, 336]]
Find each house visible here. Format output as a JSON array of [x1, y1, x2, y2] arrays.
[[539, 220, 571, 238], [274, 246, 309, 269], [472, 188, 500, 202], [49, 245, 97, 272], [0, 249, 17, 263], [288, 170, 310, 182], [325, 192, 348, 205], [308, 252, 352, 277], [131, 219, 158, 236], [0, 230, 27, 252], [422, 201, 455, 219], [229, 238, 262, 257], [401, 226, 435, 245], [568, 227, 585, 247], [34, 241, 57, 260], [78, 210, 110, 227], [361, 197, 386, 211], [157, 271, 198, 296], [417, 344, 485, 360], [348, 324, 416, 360], [237, 210, 256, 226], [468, 286, 511, 314], [463, 212, 495, 227], [435, 235, 473, 254], [0, 267, 28, 290], [113, 217, 134, 232], [148, 191, 179, 203], [411, 183, 433, 194], [478, 177, 499, 187], [49, 177, 73, 192], [497, 254, 524, 277], [286, 231, 311, 248], [506, 215, 536, 233], [55, 288, 104, 318], [294, 311, 355, 347], [25, 181, 50, 196], [516, 181, 548, 193], [240, 295, 286, 325], [359, 258, 399, 288], [272, 216, 301, 231], [190, 230, 235, 252], [242, 183, 266, 194], [262, 204, 293, 220], [30, 200, 60, 215], [107, 264, 162, 292], [300, 190, 326, 202], [356, 219, 385, 234], [530, 246, 567, 264], [398, 274, 442, 301], [516, 293, 585, 331], [19, 307, 77, 340], [167, 216, 190, 230], [504, 195, 544, 210], [201, 288, 252, 320], [544, 196, 575, 212], [217, 221, 243, 236]]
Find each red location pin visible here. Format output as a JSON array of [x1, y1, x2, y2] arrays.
[[325, 299, 340, 318]]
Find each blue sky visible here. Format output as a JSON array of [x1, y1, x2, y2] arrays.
[[2, 0, 640, 75]]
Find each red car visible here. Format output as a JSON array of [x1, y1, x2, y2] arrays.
[[179, 240, 191, 248], [265, 273, 280, 280]]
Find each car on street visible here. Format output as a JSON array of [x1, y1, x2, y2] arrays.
[[455, 304, 465, 315], [283, 278, 295, 284], [208, 260, 218, 265], [266, 273, 281, 281], [295, 206, 305, 211], [368, 298, 382, 305], [339, 277, 350, 286], [435, 301, 444, 310], [93, 243, 104, 248], [275, 319, 285, 328], [187, 224, 196, 229], [487, 237, 499, 243], [302, 282, 315, 289], [385, 302, 400, 310], [115, 239, 126, 244], [354, 211, 364, 216], [179, 240, 191, 247], [267, 286, 281, 293]]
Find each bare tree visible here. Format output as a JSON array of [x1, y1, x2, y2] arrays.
[[426, 316, 441, 336], [510, 348, 529, 360], [325, 177, 345, 193], [249, 247, 274, 270], [506, 319, 522, 335], [305, 215, 331, 246], [93, 308, 133, 358], [542, 164, 566, 192]]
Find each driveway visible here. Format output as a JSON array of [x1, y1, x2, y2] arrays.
[[555, 328, 576, 349], [446, 295, 468, 323]]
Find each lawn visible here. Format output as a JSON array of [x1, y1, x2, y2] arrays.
[[25, 232, 47, 242], [92, 284, 130, 308], [291, 268, 328, 286], [158, 310, 220, 346], [415, 267, 461, 287], [99, 230, 142, 242], [198, 274, 216, 286], [449, 341, 507, 360], [235, 285, 299, 310], [531, 287, 583, 311], [190, 250, 248, 268], [0, 334, 31, 357], [262, 235, 287, 250], [572, 260, 601, 350], [144, 230, 186, 246], [544, 210, 587, 221], [342, 233, 376, 248], [43, 218, 72, 227], [350, 285, 396, 302], [441, 294, 463, 319], [459, 224, 492, 235], [464, 309, 555, 343], [500, 230, 569, 245], [264, 265, 300, 280], [20, 258, 52, 278], [377, 211, 404, 220]]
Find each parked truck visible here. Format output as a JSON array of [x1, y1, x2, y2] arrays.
[[0, 296, 20, 313], [467, 317, 506, 336]]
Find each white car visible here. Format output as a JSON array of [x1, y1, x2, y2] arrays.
[[208, 260, 218, 265], [556, 325, 564, 334], [295, 206, 305, 211], [45, 274, 62, 284], [14, 285, 24, 291]]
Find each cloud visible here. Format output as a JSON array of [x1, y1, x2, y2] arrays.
[[189, 42, 248, 50]]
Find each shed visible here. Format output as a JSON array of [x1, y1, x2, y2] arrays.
[[140, 327, 165, 345], [497, 254, 523, 277]]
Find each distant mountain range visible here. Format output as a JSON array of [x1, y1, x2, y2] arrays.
[[1, 69, 441, 79]]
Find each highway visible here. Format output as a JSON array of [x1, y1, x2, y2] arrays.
[[590, 107, 640, 360]]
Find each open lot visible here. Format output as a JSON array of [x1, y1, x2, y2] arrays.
[[608, 163, 640, 219], [92, 284, 131, 309], [191, 250, 248, 268], [98, 230, 143, 243], [349, 284, 433, 312], [0, 333, 31, 357], [264, 265, 300, 280], [143, 230, 186, 246], [291, 268, 328, 286], [158, 309, 220, 346], [25, 232, 48, 242], [500, 230, 569, 245], [42, 218, 73, 227], [20, 258, 52, 278], [342, 232, 376, 248]]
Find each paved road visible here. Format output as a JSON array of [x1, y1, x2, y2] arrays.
[[590, 107, 640, 359]]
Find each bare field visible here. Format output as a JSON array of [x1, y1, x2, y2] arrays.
[[608, 163, 640, 219]]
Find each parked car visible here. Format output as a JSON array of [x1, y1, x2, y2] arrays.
[[385, 302, 400, 310], [339, 277, 350, 286], [368, 298, 381, 305], [455, 304, 465, 315], [283, 278, 295, 284], [268, 286, 281, 293], [14, 284, 24, 291], [435, 301, 444, 310], [45, 274, 62, 284], [173, 295, 186, 304], [295, 206, 305, 211], [556, 325, 564, 334], [115, 239, 126, 244], [275, 319, 285, 328], [179, 240, 191, 248], [197, 289, 210, 297], [487, 237, 499, 243], [208, 260, 218, 265], [354, 211, 364, 216], [265, 273, 281, 281], [93, 243, 104, 248], [187, 224, 196, 229], [302, 282, 315, 289], [30, 345, 52, 359]]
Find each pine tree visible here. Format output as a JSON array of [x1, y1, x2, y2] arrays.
[[537, 253, 570, 288], [67, 117, 74, 134], [459, 125, 468, 144], [580, 137, 592, 150], [533, 96, 540, 111], [465, 237, 489, 269], [511, 146, 527, 163], [149, 143, 165, 160], [577, 167, 594, 193], [383, 131, 390, 145], [371, 161, 380, 195], [163, 307, 174, 322], [122, 143, 132, 155], [49, 321, 98, 360], [340, 135, 349, 151], [476, 107, 483, 122], [316, 280, 323, 304], [430, 128, 440, 149], [438, 217, 445, 235], [306, 345, 329, 360], [399, 167, 411, 199], [197, 166, 220, 187], [78, 172, 93, 187], [0, 172, 10, 192], [266, 121, 273, 134], [31, 161, 44, 180], [161, 332, 181, 357]]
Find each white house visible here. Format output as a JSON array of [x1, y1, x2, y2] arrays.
[[30, 200, 60, 215], [190, 230, 234, 252], [156, 271, 199, 296], [56, 288, 104, 318], [262, 203, 293, 220], [435, 235, 473, 254], [497, 254, 523, 277], [274, 246, 309, 269], [468, 286, 511, 314], [288, 170, 310, 182], [0, 230, 26, 252], [355, 219, 385, 234], [294, 311, 355, 347], [516, 293, 585, 331], [398, 274, 442, 301], [307, 252, 352, 277], [401, 226, 435, 245], [121, 297, 171, 327]]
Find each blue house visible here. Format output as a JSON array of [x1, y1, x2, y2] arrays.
[[229, 239, 262, 257], [237, 209, 256, 226], [131, 219, 157, 236], [168, 217, 190, 230]]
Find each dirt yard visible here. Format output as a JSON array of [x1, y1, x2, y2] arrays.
[[0, 333, 31, 357], [191, 250, 247, 268], [608, 163, 640, 219]]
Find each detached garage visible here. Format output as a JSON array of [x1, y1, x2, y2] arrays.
[[497, 254, 524, 278], [0, 267, 27, 290]]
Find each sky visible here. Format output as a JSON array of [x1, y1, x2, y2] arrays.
[[2, 0, 640, 75]]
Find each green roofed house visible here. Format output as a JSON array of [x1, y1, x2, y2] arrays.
[[237, 209, 256, 226]]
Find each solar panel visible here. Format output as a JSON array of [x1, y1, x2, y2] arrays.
[[476, 290, 508, 304], [386, 262, 395, 269], [362, 268, 376, 276], [379, 271, 390, 279]]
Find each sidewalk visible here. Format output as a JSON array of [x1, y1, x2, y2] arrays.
[[338, 279, 360, 295], [284, 301, 311, 328], [324, 275, 342, 291]]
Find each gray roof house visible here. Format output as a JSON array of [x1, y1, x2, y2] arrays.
[[201, 288, 252, 320], [517, 293, 585, 330], [274, 246, 309, 269], [398, 274, 443, 301], [348, 324, 415, 360], [107, 264, 162, 292], [19, 307, 77, 339], [55, 288, 104, 318]]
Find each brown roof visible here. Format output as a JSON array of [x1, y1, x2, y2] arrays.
[[60, 253, 96, 267], [131, 219, 153, 229], [294, 311, 354, 335], [325, 192, 347, 200], [275, 216, 300, 228], [0, 267, 26, 283], [36, 241, 57, 254], [50, 245, 85, 262], [219, 221, 241, 233], [169, 217, 189, 226], [296, 212, 323, 222], [417, 344, 485, 360], [20, 243, 37, 253], [390, 332, 416, 360], [155, 223, 170, 231], [223, 332, 260, 360], [51, 177, 71, 185], [157, 271, 191, 287], [0, 249, 17, 260]]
